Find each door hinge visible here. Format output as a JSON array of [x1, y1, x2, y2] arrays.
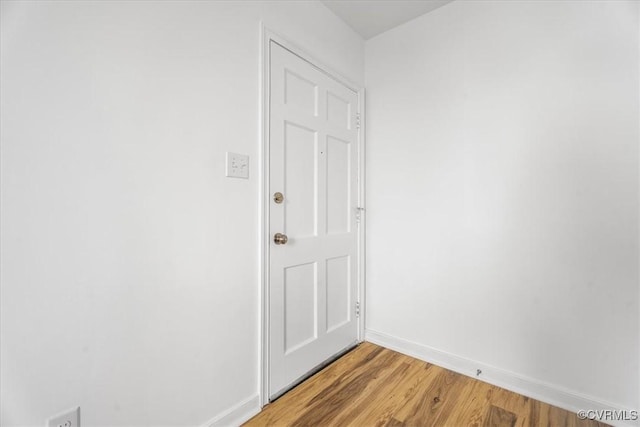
[[356, 113, 361, 130], [355, 206, 365, 222], [355, 301, 361, 317]]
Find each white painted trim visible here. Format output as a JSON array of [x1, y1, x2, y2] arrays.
[[357, 89, 366, 342], [202, 394, 261, 427], [259, 23, 366, 407], [365, 329, 638, 427], [258, 20, 270, 410], [262, 30, 361, 94]]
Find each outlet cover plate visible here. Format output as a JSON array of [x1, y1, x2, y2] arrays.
[[226, 152, 249, 179], [48, 407, 80, 427]]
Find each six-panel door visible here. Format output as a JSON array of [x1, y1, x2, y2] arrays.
[[269, 41, 360, 398]]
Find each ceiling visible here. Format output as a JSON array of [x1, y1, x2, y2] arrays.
[[321, 0, 454, 40]]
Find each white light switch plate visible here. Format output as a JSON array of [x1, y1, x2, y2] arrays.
[[48, 407, 80, 427], [226, 152, 249, 179]]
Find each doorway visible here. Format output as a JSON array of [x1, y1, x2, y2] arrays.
[[261, 31, 365, 403]]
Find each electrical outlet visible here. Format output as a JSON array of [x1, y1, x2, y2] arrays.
[[225, 152, 249, 179], [48, 407, 80, 427]]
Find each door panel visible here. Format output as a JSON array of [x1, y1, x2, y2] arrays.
[[326, 91, 351, 130], [284, 262, 317, 354], [269, 41, 359, 398], [326, 135, 351, 234], [284, 69, 318, 117], [326, 255, 350, 333], [284, 122, 318, 238]]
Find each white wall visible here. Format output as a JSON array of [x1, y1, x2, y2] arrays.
[[366, 0, 639, 413], [0, 1, 363, 426]]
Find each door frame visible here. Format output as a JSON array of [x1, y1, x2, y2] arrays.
[[259, 25, 366, 407]]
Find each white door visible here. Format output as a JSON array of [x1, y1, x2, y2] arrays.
[[268, 41, 360, 399]]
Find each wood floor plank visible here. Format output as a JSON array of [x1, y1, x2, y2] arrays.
[[292, 351, 401, 426], [343, 358, 436, 427], [289, 347, 402, 426], [528, 398, 550, 427], [243, 343, 611, 427], [378, 360, 443, 425], [384, 418, 404, 427], [440, 379, 497, 427], [246, 344, 379, 426], [548, 404, 576, 427], [329, 360, 412, 427], [399, 368, 468, 427], [484, 405, 517, 427], [488, 386, 532, 427]]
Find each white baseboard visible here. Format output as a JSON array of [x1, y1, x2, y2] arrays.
[[365, 329, 638, 427], [203, 394, 261, 427]]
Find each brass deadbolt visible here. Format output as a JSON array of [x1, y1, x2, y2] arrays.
[[273, 192, 284, 204]]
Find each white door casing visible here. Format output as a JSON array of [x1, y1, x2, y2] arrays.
[[267, 40, 361, 399]]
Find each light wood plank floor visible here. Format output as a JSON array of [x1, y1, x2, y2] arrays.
[[245, 342, 608, 427]]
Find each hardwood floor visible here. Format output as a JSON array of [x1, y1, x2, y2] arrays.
[[244, 342, 608, 427]]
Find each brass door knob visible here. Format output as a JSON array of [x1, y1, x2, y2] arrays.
[[274, 233, 288, 245]]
